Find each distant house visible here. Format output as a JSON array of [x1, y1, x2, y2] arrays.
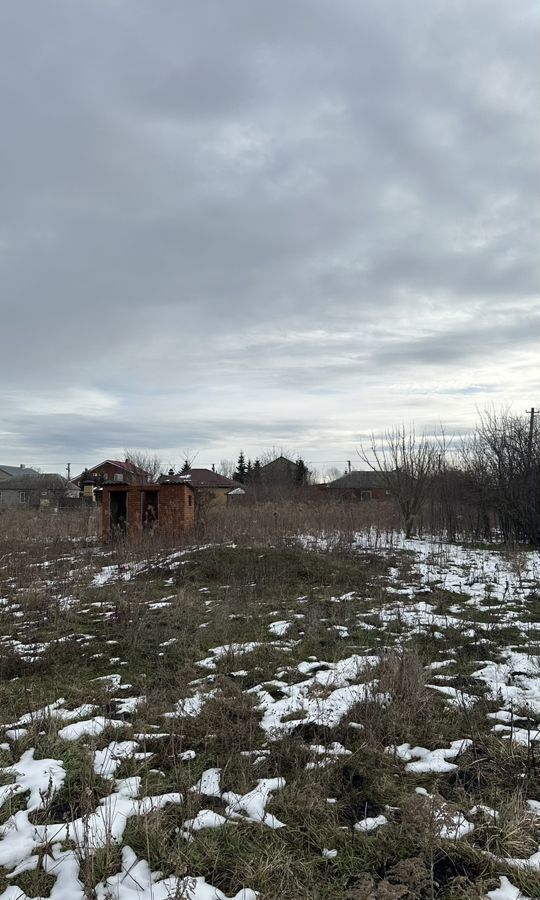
[[326, 471, 389, 501], [0, 474, 79, 508], [0, 464, 40, 482], [258, 456, 301, 485], [159, 468, 245, 507], [74, 459, 151, 489]]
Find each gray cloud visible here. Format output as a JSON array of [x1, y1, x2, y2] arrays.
[[372, 308, 539, 368], [0, 0, 538, 469]]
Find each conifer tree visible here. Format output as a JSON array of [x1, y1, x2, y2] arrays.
[[295, 458, 309, 486], [234, 451, 247, 483]]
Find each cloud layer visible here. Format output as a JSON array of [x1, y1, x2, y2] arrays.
[[1, 0, 538, 472]]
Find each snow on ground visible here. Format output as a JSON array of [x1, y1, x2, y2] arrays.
[[94, 846, 258, 900], [387, 739, 472, 774], [1, 532, 540, 896], [487, 876, 533, 899], [0, 750, 65, 811], [253, 673, 385, 736], [0, 775, 183, 869], [183, 772, 286, 837], [57, 716, 125, 742], [354, 814, 388, 833], [93, 741, 153, 777]]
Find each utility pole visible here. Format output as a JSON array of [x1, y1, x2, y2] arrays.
[[347, 460, 351, 474], [66, 463, 71, 483], [525, 408, 538, 543], [527, 408, 536, 472]]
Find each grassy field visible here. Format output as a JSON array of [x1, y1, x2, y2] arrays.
[[1, 508, 540, 898]]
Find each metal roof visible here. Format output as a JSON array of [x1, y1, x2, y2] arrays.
[[327, 470, 385, 490], [0, 474, 70, 491], [159, 468, 243, 489], [0, 465, 40, 478]]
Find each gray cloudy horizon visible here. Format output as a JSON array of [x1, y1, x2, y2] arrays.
[[1, 0, 538, 475]]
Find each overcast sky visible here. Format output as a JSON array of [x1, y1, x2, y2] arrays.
[[1, 0, 538, 476]]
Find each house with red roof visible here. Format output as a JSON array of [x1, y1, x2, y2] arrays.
[[74, 458, 151, 489]]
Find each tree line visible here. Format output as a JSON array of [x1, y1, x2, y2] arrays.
[[124, 407, 539, 545], [360, 408, 539, 545], [231, 451, 309, 486]]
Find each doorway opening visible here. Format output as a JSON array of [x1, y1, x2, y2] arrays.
[[143, 490, 159, 532], [110, 491, 127, 536]]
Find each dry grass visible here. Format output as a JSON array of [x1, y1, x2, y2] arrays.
[[0, 508, 540, 898], [202, 497, 400, 548], [0, 504, 99, 546]]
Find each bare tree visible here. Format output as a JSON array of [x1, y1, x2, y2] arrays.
[[323, 465, 346, 483], [180, 449, 199, 471], [218, 459, 235, 478], [359, 426, 439, 538], [258, 446, 294, 465], [460, 408, 540, 545], [124, 449, 165, 483], [308, 465, 322, 484], [459, 429, 495, 540]]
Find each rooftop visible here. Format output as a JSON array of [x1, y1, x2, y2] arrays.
[[75, 459, 151, 483], [0, 474, 74, 491], [327, 470, 386, 490], [0, 465, 40, 478], [159, 468, 243, 489]]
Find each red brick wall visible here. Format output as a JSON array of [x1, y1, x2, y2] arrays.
[[127, 487, 142, 537], [102, 483, 195, 542], [328, 486, 388, 502], [158, 484, 195, 540], [102, 487, 110, 539]]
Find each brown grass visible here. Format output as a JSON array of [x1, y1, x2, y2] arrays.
[[202, 498, 400, 548], [1, 507, 540, 898]]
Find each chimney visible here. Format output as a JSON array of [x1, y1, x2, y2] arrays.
[[20, 463, 24, 468]]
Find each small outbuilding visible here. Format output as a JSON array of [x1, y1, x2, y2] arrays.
[[101, 480, 195, 542]]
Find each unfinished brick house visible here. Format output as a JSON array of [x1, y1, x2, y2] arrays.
[[101, 480, 195, 542]]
